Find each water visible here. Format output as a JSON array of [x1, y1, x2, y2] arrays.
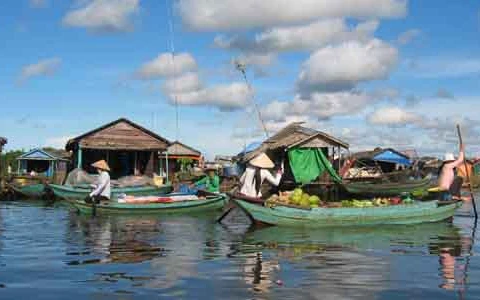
[[0, 199, 479, 299]]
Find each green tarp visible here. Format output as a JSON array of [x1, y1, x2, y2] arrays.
[[288, 148, 342, 184]]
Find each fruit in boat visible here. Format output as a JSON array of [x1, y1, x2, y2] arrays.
[[310, 204, 319, 208], [300, 198, 310, 207], [302, 194, 310, 202], [390, 197, 401, 205], [293, 188, 303, 196], [309, 195, 320, 205]]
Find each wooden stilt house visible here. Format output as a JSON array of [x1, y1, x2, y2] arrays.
[[66, 118, 170, 179]]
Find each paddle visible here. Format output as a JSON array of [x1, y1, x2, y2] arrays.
[[456, 124, 478, 220]]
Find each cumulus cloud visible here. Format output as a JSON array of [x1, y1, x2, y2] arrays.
[[396, 29, 421, 45], [215, 19, 379, 53], [178, 0, 407, 31], [367, 106, 422, 126], [135, 53, 197, 80], [162, 72, 202, 94], [62, 0, 139, 33], [45, 135, 74, 148], [297, 39, 398, 93], [261, 91, 377, 122], [167, 82, 253, 111], [18, 57, 62, 84]]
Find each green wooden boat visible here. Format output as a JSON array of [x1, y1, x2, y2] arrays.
[[343, 176, 432, 196], [6, 183, 46, 198], [66, 193, 228, 215], [49, 183, 173, 200], [233, 198, 461, 227]]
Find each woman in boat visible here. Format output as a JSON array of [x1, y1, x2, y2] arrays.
[[239, 153, 283, 198], [193, 167, 220, 193], [438, 144, 465, 201], [86, 160, 111, 203]]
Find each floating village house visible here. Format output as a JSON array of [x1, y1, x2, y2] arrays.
[[66, 118, 170, 179], [16, 148, 70, 183], [160, 141, 201, 175], [240, 122, 349, 187]]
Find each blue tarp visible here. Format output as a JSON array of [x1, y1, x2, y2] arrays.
[[238, 141, 262, 155], [373, 150, 412, 166]]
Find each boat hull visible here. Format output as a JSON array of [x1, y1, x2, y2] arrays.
[[234, 199, 460, 227], [67, 193, 228, 215], [6, 183, 46, 198], [49, 184, 173, 200], [343, 177, 432, 196]]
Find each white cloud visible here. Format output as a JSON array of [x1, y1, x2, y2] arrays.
[[233, 53, 277, 67], [396, 29, 421, 45], [406, 57, 480, 78], [178, 0, 407, 31], [297, 39, 398, 93], [216, 19, 379, 53], [261, 91, 377, 121], [18, 57, 62, 84], [135, 53, 197, 80], [162, 72, 202, 94], [62, 0, 139, 33], [367, 106, 422, 125], [168, 82, 253, 111], [45, 136, 73, 149]]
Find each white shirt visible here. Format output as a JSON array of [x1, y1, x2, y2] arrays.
[[90, 171, 111, 199], [239, 166, 282, 198]]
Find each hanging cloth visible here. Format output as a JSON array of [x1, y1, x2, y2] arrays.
[[288, 148, 343, 184]]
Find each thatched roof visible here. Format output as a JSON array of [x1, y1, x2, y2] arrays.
[[242, 122, 349, 161], [166, 141, 201, 157], [66, 118, 170, 151]]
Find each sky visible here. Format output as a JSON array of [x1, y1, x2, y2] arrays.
[[1, 0, 480, 159]]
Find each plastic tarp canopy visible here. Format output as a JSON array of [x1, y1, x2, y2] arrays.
[[373, 150, 412, 166], [288, 148, 342, 184], [238, 141, 262, 156]]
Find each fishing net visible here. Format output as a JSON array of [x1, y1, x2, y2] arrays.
[[115, 176, 154, 187], [64, 168, 97, 186]]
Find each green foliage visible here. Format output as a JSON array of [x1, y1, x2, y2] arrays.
[[0, 149, 25, 176], [178, 158, 194, 171]]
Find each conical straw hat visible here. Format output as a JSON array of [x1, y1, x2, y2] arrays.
[[250, 153, 274, 169], [444, 153, 455, 162], [91, 160, 110, 171]]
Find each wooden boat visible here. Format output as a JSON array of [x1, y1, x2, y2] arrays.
[[5, 182, 46, 198], [342, 176, 432, 196], [66, 192, 228, 215], [48, 183, 173, 200], [232, 194, 460, 227]]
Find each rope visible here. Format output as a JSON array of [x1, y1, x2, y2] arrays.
[[235, 62, 269, 139], [166, 0, 179, 142]]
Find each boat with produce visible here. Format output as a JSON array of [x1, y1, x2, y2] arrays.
[[231, 188, 460, 227], [342, 176, 432, 197], [49, 183, 174, 200], [66, 192, 228, 215]]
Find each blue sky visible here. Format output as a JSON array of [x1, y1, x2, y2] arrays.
[[1, 0, 480, 159]]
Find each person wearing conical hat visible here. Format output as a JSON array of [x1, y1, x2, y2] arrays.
[[239, 153, 283, 198], [87, 159, 111, 203], [438, 144, 465, 200], [192, 166, 220, 193]]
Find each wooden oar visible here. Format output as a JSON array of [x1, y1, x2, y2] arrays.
[[457, 124, 478, 219]]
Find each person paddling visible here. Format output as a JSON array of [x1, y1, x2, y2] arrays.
[[438, 144, 465, 201], [193, 167, 220, 193], [239, 153, 283, 198], [86, 160, 111, 203]]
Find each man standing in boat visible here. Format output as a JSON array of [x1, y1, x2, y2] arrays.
[[193, 167, 220, 193], [239, 153, 283, 198], [438, 144, 465, 201], [86, 160, 111, 203]]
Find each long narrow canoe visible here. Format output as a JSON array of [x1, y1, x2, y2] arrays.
[[233, 198, 460, 227], [343, 176, 432, 196], [5, 183, 45, 198], [49, 183, 173, 200], [67, 193, 228, 215]]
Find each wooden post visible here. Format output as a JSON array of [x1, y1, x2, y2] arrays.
[[77, 147, 83, 169], [165, 151, 169, 184]]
